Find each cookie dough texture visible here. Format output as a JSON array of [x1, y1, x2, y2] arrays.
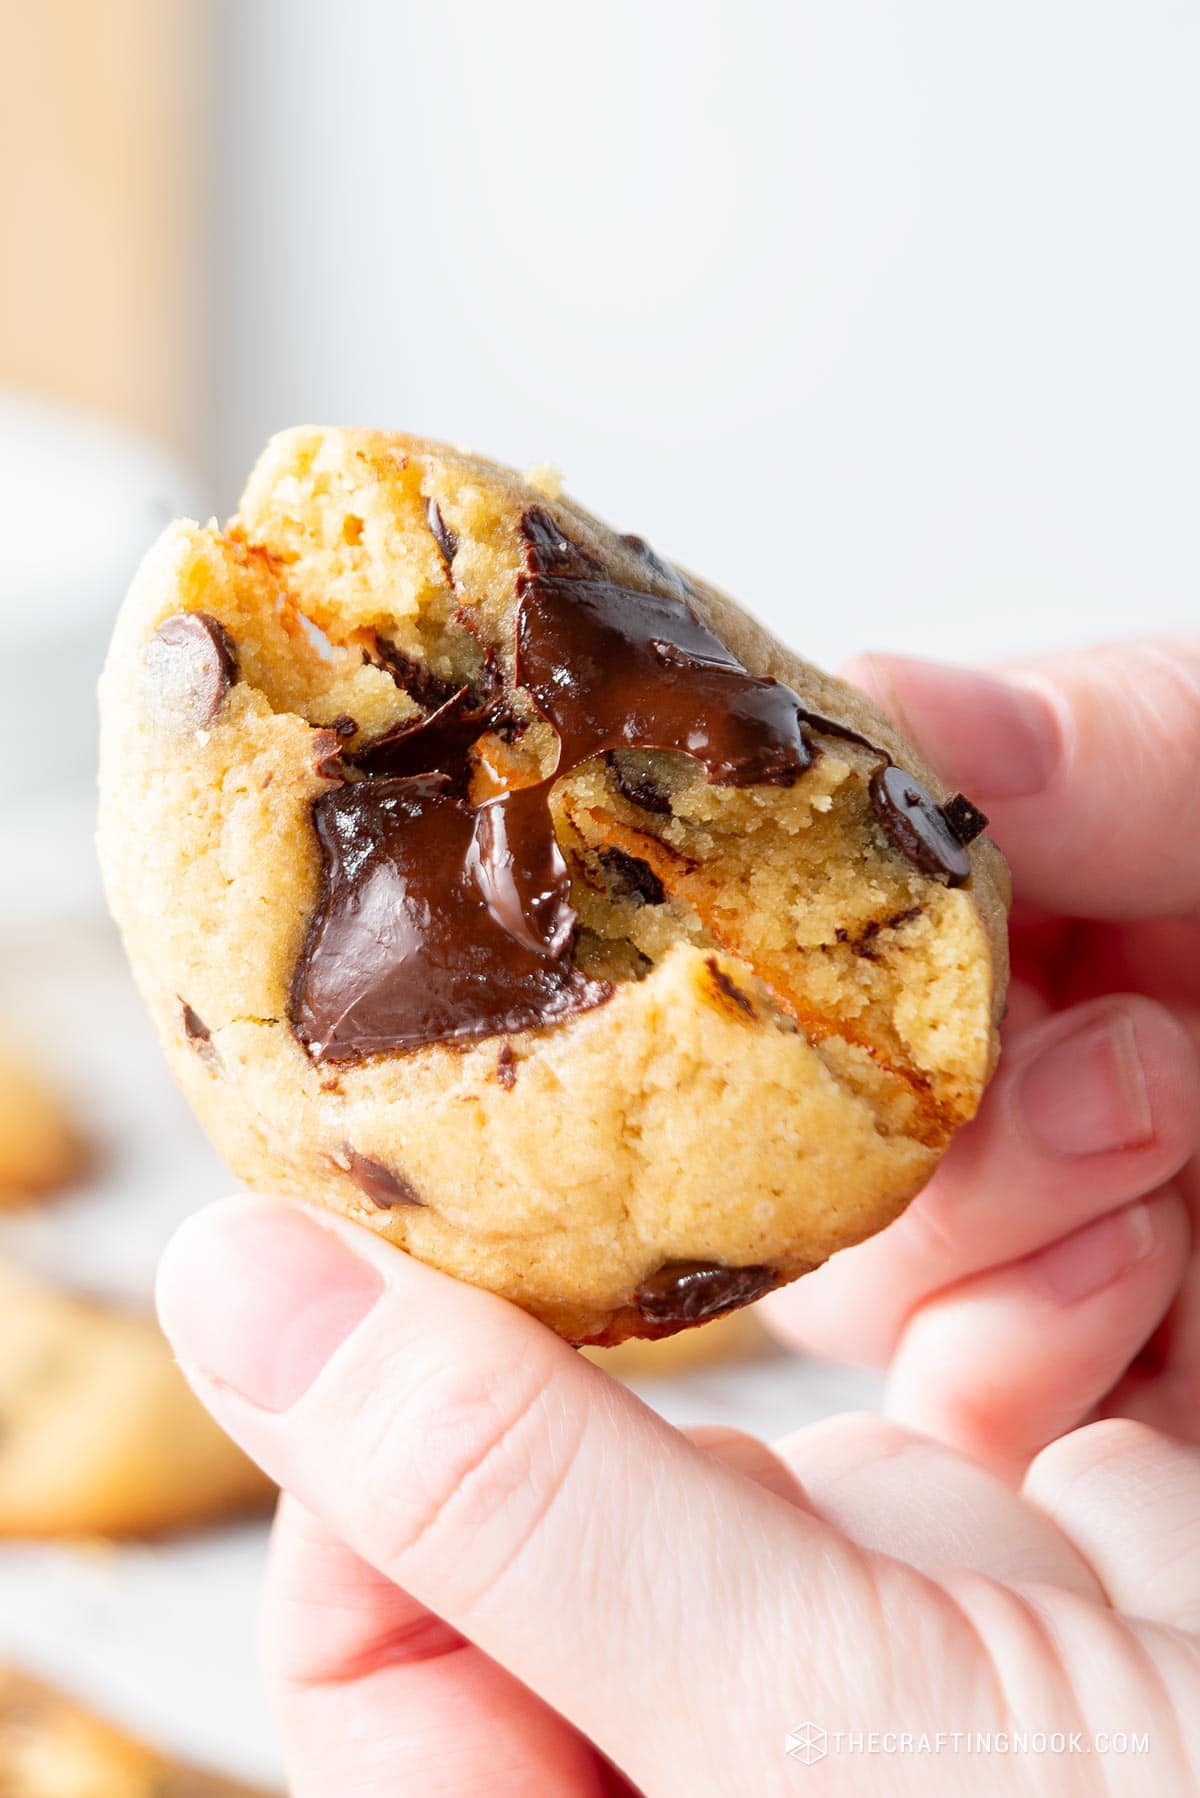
[[0, 1265, 273, 1537], [0, 1668, 277, 1797], [99, 427, 1010, 1345]]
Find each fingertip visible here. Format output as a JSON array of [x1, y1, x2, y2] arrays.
[[1010, 993, 1200, 1175], [887, 1187, 1189, 1479], [839, 653, 1062, 801], [156, 1193, 384, 1414]]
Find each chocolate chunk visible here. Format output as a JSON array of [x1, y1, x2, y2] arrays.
[[372, 640, 464, 714], [497, 1043, 517, 1089], [426, 496, 459, 570], [521, 506, 605, 578], [291, 505, 869, 1062], [869, 765, 971, 886], [634, 1261, 776, 1326], [328, 713, 358, 739], [350, 685, 483, 794], [139, 612, 238, 733], [516, 570, 812, 787], [940, 792, 989, 847], [347, 1150, 425, 1208], [291, 773, 610, 1059], [795, 707, 881, 757], [311, 728, 348, 781], [606, 751, 672, 814], [598, 847, 665, 907]]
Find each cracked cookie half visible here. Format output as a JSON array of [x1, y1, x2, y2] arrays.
[[99, 427, 1009, 1344]]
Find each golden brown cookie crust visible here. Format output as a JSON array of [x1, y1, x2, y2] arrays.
[[99, 428, 1009, 1344]]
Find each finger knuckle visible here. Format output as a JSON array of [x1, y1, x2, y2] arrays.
[[367, 1346, 582, 1608]]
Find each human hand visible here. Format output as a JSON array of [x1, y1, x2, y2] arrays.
[[763, 640, 1200, 1480], [157, 1197, 1200, 1795]]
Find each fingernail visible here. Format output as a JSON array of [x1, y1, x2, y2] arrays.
[[862, 657, 1061, 800], [1029, 1203, 1156, 1304], [157, 1200, 383, 1412], [1020, 1009, 1155, 1158]]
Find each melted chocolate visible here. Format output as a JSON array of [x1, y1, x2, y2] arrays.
[[371, 641, 463, 714], [140, 612, 238, 733], [634, 1261, 776, 1325], [351, 685, 485, 792], [291, 506, 984, 1061], [291, 773, 608, 1059], [516, 572, 812, 787]]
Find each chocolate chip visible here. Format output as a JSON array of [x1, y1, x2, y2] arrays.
[[347, 1150, 425, 1209], [940, 792, 989, 847], [139, 612, 238, 733], [606, 751, 672, 815], [426, 496, 459, 570], [311, 728, 348, 781], [597, 847, 665, 907], [497, 1043, 517, 1089], [328, 713, 358, 739], [520, 506, 605, 577], [832, 906, 922, 959], [704, 956, 756, 1017], [869, 764, 971, 886], [634, 1261, 776, 1326], [180, 1000, 219, 1069], [372, 641, 464, 713]]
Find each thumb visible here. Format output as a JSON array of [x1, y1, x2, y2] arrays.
[[158, 1196, 1012, 1794], [847, 638, 1200, 920]]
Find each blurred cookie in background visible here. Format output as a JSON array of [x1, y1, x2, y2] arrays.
[[0, 1043, 87, 1208], [0, 1264, 274, 1538], [0, 1667, 277, 1796]]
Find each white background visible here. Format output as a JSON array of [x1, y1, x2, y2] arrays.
[[214, 0, 1199, 670]]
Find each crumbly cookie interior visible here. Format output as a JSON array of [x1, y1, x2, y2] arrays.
[[187, 428, 998, 1149]]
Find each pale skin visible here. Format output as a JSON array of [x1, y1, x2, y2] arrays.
[[157, 639, 1200, 1795]]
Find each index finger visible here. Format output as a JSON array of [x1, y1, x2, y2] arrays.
[[845, 639, 1200, 921]]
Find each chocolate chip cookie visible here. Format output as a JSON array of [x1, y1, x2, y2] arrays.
[[0, 1668, 277, 1796], [0, 1041, 84, 1206], [0, 1264, 273, 1537], [99, 428, 1009, 1344]]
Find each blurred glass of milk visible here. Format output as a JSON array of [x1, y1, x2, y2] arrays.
[[0, 393, 205, 926]]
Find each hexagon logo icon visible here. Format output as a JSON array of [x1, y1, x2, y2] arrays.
[[785, 1722, 828, 1766]]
